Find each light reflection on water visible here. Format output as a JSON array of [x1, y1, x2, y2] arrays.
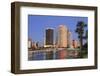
[[28, 49, 80, 61]]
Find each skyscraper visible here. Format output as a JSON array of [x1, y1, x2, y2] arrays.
[[57, 25, 68, 48], [44, 28, 54, 47], [67, 31, 73, 48]]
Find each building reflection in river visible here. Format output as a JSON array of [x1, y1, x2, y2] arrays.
[[28, 48, 79, 61]]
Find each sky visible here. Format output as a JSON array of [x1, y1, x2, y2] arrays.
[[28, 15, 88, 45]]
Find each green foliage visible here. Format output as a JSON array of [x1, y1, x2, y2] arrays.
[[75, 21, 87, 57]]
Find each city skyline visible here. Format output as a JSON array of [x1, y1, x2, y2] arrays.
[[28, 15, 88, 45]]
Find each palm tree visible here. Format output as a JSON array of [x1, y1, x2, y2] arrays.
[[85, 30, 88, 42], [84, 30, 88, 49], [75, 21, 87, 57]]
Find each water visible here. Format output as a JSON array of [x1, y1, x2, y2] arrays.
[[28, 49, 79, 61]]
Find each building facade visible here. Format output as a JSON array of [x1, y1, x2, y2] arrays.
[[57, 25, 68, 48], [72, 40, 78, 48], [67, 31, 73, 48], [28, 38, 32, 50], [44, 28, 54, 47]]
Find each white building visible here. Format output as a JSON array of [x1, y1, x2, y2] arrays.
[[57, 25, 68, 48], [28, 38, 32, 49]]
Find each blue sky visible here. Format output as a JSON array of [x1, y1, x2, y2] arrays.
[[28, 15, 88, 45]]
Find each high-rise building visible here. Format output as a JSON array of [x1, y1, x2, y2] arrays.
[[67, 31, 73, 48], [44, 28, 54, 47], [28, 38, 32, 50], [57, 25, 68, 48]]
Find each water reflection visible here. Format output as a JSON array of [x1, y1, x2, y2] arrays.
[[28, 48, 80, 61]]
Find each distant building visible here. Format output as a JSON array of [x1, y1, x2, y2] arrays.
[[36, 42, 39, 48], [77, 40, 80, 47], [44, 28, 54, 47], [28, 38, 32, 50], [67, 31, 73, 48], [72, 40, 78, 48], [57, 25, 68, 48], [32, 42, 37, 50]]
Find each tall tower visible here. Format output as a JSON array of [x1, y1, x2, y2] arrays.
[[57, 25, 68, 48], [44, 28, 54, 47], [67, 31, 72, 48]]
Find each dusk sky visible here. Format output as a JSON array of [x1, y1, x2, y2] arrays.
[[28, 15, 88, 45]]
